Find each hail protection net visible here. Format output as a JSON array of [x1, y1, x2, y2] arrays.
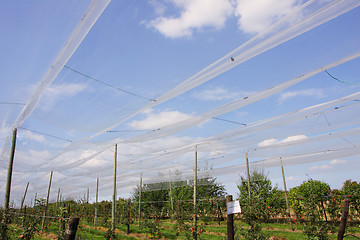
[[1, 0, 360, 205]]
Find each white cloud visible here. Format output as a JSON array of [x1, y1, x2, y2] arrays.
[[128, 109, 193, 130], [146, 0, 302, 38], [309, 159, 346, 171], [39, 83, 88, 111], [258, 134, 307, 147], [21, 130, 46, 143], [16, 149, 52, 167], [258, 138, 278, 147], [280, 135, 307, 143], [278, 88, 324, 104], [194, 87, 242, 101], [45, 83, 87, 97], [235, 0, 298, 33], [147, 0, 234, 38], [149, 0, 167, 15], [287, 176, 297, 181], [330, 159, 346, 165], [309, 164, 332, 170]]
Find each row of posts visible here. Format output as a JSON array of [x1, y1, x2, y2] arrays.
[[3, 129, 353, 240]]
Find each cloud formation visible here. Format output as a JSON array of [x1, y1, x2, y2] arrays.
[[235, 0, 297, 33], [193, 87, 241, 101], [146, 0, 299, 38], [258, 134, 307, 147], [147, 0, 233, 38], [39, 83, 88, 111], [128, 109, 193, 130], [309, 159, 347, 171], [21, 129, 46, 143], [278, 88, 324, 104]]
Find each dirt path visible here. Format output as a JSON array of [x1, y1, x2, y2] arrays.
[[81, 224, 149, 239]]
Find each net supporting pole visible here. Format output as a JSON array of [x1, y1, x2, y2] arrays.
[[20, 182, 29, 211], [193, 147, 198, 240], [112, 144, 117, 232], [246, 152, 251, 208], [280, 157, 293, 230], [94, 177, 99, 227], [34, 193, 37, 207], [56, 188, 60, 208], [169, 180, 174, 212], [4, 128, 17, 218], [138, 173, 142, 227], [42, 171, 53, 232]]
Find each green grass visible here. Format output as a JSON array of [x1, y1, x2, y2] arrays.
[[5, 218, 360, 239]]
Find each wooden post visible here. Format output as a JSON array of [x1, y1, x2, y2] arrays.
[[127, 199, 131, 234], [193, 148, 198, 240], [112, 144, 117, 232], [177, 200, 180, 220], [226, 195, 234, 240], [56, 188, 60, 208], [138, 173, 142, 227], [169, 180, 174, 213], [4, 128, 17, 217], [217, 200, 221, 226], [337, 199, 350, 240], [42, 171, 53, 232], [34, 193, 37, 207], [20, 182, 29, 211], [22, 205, 26, 228], [94, 177, 99, 227], [86, 188, 89, 221], [320, 199, 328, 222], [245, 152, 251, 208], [280, 157, 293, 230], [64, 217, 80, 240]]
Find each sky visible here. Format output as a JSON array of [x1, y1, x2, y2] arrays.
[[1, 0, 360, 206]]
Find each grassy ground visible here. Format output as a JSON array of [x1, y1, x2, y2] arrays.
[[6, 218, 360, 239]]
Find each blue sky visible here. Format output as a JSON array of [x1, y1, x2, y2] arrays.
[[1, 0, 360, 205]]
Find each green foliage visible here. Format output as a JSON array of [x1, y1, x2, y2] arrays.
[[142, 217, 162, 239], [297, 180, 331, 202], [238, 170, 283, 220], [105, 227, 117, 240], [19, 222, 39, 240], [0, 219, 9, 240], [342, 180, 360, 220], [237, 208, 269, 240], [326, 189, 343, 221], [290, 179, 333, 239], [174, 218, 205, 240], [237, 170, 272, 239], [132, 177, 226, 221]]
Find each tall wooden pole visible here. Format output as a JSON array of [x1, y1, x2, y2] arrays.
[[337, 199, 350, 240], [94, 177, 99, 227], [280, 157, 293, 230], [245, 152, 251, 208], [34, 193, 37, 207], [193, 147, 198, 240], [20, 182, 30, 211], [169, 180, 174, 212], [42, 171, 53, 232], [4, 128, 17, 216], [138, 173, 142, 227], [112, 144, 117, 232], [226, 195, 234, 240], [56, 188, 61, 208]]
